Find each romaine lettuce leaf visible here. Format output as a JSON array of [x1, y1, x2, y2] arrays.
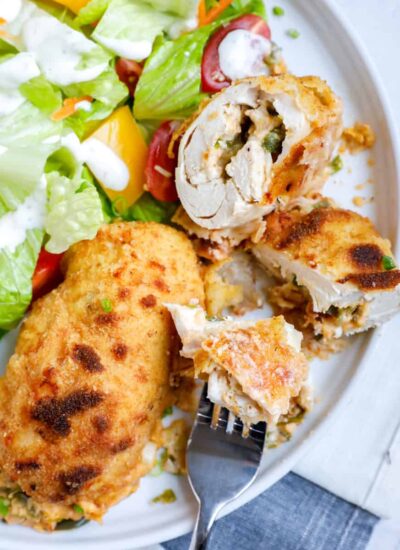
[[146, 0, 198, 18], [45, 167, 104, 253], [0, 145, 52, 215], [19, 75, 62, 116], [0, 228, 43, 331], [134, 0, 266, 120], [62, 63, 127, 107], [64, 101, 114, 139], [129, 192, 178, 223], [0, 102, 62, 147], [74, 0, 111, 27], [92, 0, 175, 61]]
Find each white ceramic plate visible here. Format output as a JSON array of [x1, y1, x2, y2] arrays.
[[1, 0, 399, 548]]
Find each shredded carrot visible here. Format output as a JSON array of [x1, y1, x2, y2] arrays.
[[51, 96, 93, 121], [198, 0, 234, 26]]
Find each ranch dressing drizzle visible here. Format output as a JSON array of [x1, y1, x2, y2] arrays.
[[218, 29, 271, 81], [0, 0, 22, 23], [94, 35, 152, 62], [22, 14, 108, 86], [0, 175, 47, 253], [61, 133, 130, 192], [0, 53, 40, 117], [82, 138, 130, 191]]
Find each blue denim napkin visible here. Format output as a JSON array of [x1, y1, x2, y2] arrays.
[[163, 473, 378, 550]]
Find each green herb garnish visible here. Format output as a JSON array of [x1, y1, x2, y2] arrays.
[[152, 489, 177, 504], [73, 504, 84, 515], [162, 406, 173, 418], [273, 6, 285, 16], [330, 155, 343, 173], [101, 298, 113, 313], [287, 28, 300, 39], [382, 255, 396, 270], [0, 497, 9, 517], [262, 125, 285, 154]]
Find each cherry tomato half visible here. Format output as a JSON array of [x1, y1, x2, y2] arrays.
[[115, 58, 143, 97], [32, 248, 64, 301], [201, 14, 271, 93], [145, 121, 179, 202]]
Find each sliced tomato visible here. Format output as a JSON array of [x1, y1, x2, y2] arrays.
[[115, 58, 143, 97], [32, 248, 64, 301], [201, 14, 271, 93], [145, 121, 179, 202]]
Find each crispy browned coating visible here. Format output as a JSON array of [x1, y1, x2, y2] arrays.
[[0, 222, 204, 525], [263, 206, 400, 290]]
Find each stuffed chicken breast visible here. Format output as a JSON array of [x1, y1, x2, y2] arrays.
[[175, 74, 343, 234], [252, 200, 400, 341], [0, 222, 204, 530], [166, 305, 309, 428]]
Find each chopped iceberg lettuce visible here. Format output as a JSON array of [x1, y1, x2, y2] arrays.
[[0, 146, 52, 214], [92, 0, 176, 61], [0, 102, 62, 147], [45, 166, 104, 254], [0, 229, 43, 331], [4, 1, 127, 117], [146, 0, 198, 18], [74, 0, 111, 27], [19, 75, 62, 116], [134, 0, 266, 120]]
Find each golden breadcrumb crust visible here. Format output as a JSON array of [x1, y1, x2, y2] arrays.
[[172, 74, 343, 206], [195, 317, 308, 417], [0, 222, 204, 527], [263, 206, 400, 290]]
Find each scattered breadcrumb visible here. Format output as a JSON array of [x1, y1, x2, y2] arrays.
[[352, 196, 373, 207], [355, 184, 365, 191], [340, 123, 376, 154], [367, 157, 376, 167]]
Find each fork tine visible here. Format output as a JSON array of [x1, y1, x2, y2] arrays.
[[217, 407, 229, 428], [197, 383, 214, 425], [249, 421, 267, 446], [188, 388, 267, 550], [232, 417, 244, 436]]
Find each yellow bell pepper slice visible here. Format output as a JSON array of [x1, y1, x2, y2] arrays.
[[86, 106, 148, 209], [52, 0, 90, 14]]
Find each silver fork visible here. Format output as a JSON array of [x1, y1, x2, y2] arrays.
[[187, 383, 267, 550]]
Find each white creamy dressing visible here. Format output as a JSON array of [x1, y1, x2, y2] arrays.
[[94, 34, 152, 62], [22, 14, 108, 86], [0, 175, 47, 253], [168, 17, 197, 39], [61, 133, 130, 192], [75, 100, 92, 112], [0, 0, 22, 22], [218, 30, 271, 81], [82, 138, 130, 192], [0, 52, 40, 117]]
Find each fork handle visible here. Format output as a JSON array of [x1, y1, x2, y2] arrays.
[[189, 501, 221, 550]]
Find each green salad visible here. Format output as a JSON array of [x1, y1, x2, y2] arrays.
[[0, 0, 272, 332]]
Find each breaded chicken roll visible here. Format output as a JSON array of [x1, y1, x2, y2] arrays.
[[166, 305, 309, 427], [0, 222, 204, 530], [252, 200, 400, 340], [175, 74, 342, 232]]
